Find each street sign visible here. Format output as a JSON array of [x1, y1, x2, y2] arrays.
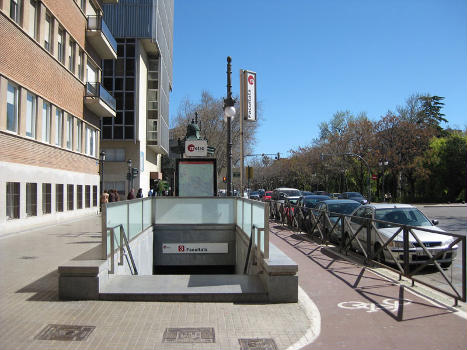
[[240, 70, 257, 121], [372, 174, 377, 180], [184, 140, 208, 157]]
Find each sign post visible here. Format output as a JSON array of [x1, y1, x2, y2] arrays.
[[240, 69, 257, 196]]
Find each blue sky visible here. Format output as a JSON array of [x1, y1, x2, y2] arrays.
[[170, 0, 467, 157]]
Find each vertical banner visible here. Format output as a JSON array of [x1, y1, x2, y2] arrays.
[[240, 70, 257, 122]]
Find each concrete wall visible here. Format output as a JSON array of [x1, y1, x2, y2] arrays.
[[153, 224, 236, 266], [111, 225, 153, 275]]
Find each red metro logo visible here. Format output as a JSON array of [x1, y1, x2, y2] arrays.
[[248, 75, 255, 85], [187, 144, 195, 152], [178, 245, 185, 252]]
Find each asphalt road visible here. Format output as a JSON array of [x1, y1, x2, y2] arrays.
[[414, 205, 466, 300]]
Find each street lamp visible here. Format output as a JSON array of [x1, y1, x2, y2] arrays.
[[99, 151, 106, 194], [224, 56, 236, 196], [127, 159, 132, 193], [379, 160, 389, 201]]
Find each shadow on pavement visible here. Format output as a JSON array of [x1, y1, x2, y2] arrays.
[[16, 270, 59, 302]]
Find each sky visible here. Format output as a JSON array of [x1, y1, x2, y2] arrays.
[[170, 0, 467, 157]]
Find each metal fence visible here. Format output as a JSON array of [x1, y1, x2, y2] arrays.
[[269, 200, 466, 304]]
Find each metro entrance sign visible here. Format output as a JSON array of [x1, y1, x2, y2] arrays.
[[184, 140, 208, 157]]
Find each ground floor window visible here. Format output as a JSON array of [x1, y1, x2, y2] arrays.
[[67, 184, 74, 210], [92, 185, 97, 207], [56, 184, 64, 212], [42, 183, 51, 214], [77, 185, 83, 209], [85, 185, 91, 208], [26, 183, 37, 216], [6, 182, 20, 219]]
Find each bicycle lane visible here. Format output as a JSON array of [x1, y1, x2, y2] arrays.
[[269, 224, 467, 350]]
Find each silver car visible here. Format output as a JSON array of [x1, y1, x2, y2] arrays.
[[346, 204, 457, 268]]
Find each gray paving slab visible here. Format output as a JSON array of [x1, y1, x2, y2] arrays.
[[0, 215, 314, 350]]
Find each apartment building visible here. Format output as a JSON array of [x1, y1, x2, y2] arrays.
[[100, 0, 173, 196], [0, 0, 117, 233]]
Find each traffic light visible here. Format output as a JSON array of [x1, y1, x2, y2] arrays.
[[223, 176, 227, 183], [131, 167, 139, 177], [246, 166, 254, 179]]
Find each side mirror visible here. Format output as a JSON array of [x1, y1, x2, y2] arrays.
[[432, 219, 439, 226]]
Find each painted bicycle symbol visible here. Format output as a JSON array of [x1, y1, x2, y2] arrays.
[[338, 298, 412, 313]]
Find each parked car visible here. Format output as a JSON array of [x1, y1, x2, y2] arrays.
[[315, 200, 362, 242], [346, 204, 457, 267], [341, 192, 368, 204], [263, 191, 273, 201], [300, 191, 313, 196], [249, 191, 261, 200], [296, 195, 331, 217], [272, 188, 302, 202], [330, 193, 341, 200]]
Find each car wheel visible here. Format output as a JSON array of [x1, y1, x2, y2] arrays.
[[440, 261, 452, 269], [374, 243, 386, 265]]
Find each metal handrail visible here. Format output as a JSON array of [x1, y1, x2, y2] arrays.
[[269, 200, 466, 304], [106, 224, 138, 275]]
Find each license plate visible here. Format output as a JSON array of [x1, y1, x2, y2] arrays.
[[417, 248, 441, 256]]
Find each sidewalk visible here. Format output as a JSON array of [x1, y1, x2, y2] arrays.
[[0, 215, 315, 350], [0, 215, 465, 349]]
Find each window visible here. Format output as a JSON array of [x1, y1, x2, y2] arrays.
[[10, 0, 21, 24], [77, 50, 84, 80], [77, 185, 83, 209], [77, 120, 82, 152], [44, 13, 52, 52], [92, 185, 97, 207], [26, 183, 37, 216], [6, 182, 20, 219], [67, 184, 74, 210], [55, 108, 63, 146], [68, 39, 76, 73], [56, 184, 64, 212], [66, 114, 73, 149], [26, 91, 36, 138], [85, 126, 96, 156], [6, 82, 18, 133], [80, 0, 85, 12], [102, 148, 125, 162], [42, 183, 51, 214], [42, 101, 51, 143], [86, 62, 97, 83], [85, 185, 90, 208], [28, 0, 38, 38], [57, 27, 65, 63]]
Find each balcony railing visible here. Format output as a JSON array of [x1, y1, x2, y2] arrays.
[[86, 15, 117, 56], [86, 82, 116, 111]]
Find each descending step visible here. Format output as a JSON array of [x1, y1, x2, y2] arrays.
[[99, 274, 268, 302]]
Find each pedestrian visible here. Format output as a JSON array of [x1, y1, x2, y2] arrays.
[[108, 189, 116, 202], [114, 189, 120, 202], [136, 188, 143, 198], [100, 190, 109, 206], [148, 188, 154, 197], [127, 188, 136, 200]]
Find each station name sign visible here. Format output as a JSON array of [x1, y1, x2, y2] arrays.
[[240, 70, 257, 122], [184, 140, 208, 157], [162, 243, 228, 254]]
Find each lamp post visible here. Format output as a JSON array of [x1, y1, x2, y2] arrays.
[[99, 151, 106, 194], [223, 56, 236, 197], [127, 159, 132, 193], [379, 160, 389, 201]]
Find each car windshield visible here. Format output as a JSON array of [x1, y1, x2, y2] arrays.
[[282, 190, 301, 197], [304, 197, 329, 207], [327, 202, 361, 215], [375, 208, 432, 228], [287, 199, 299, 205]]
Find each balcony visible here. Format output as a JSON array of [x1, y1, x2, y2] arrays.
[[84, 83, 116, 118], [86, 16, 117, 59]]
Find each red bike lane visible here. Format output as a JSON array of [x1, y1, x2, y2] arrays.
[[269, 223, 467, 350]]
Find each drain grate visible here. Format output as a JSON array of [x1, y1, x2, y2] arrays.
[[239, 338, 278, 350], [35, 324, 95, 341], [162, 328, 215, 343]]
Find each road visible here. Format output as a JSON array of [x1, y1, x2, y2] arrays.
[[413, 205, 466, 300]]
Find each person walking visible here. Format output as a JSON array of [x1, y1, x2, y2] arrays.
[[136, 188, 143, 198], [108, 189, 116, 202], [127, 188, 136, 200]]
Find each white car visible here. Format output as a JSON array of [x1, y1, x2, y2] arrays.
[[346, 204, 457, 268]]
